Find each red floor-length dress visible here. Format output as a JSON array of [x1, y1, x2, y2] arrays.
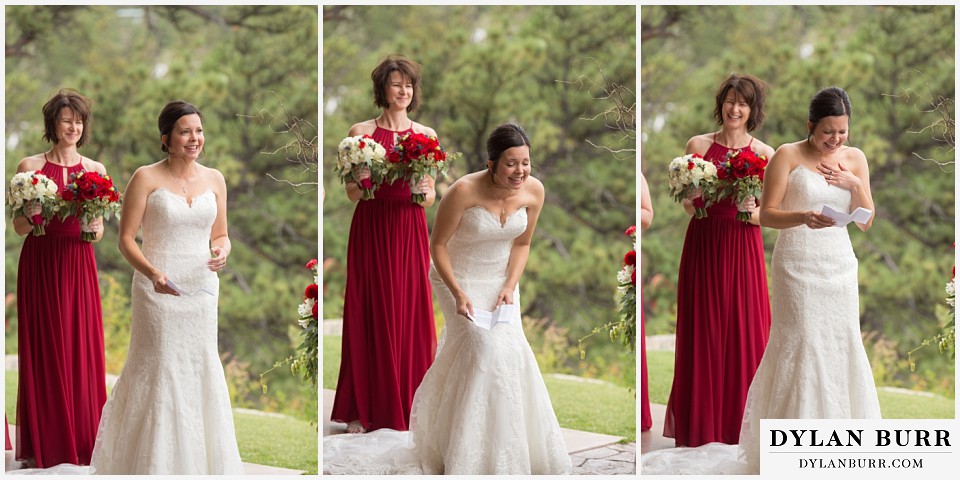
[[331, 123, 438, 432], [663, 138, 771, 447], [641, 314, 652, 432], [16, 161, 107, 467]]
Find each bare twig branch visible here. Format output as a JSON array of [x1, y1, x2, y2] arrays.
[[882, 70, 955, 171], [239, 91, 319, 190]]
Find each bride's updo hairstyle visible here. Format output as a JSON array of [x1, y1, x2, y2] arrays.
[[158, 101, 202, 153], [486, 123, 531, 172], [807, 86, 852, 138], [712, 74, 767, 132], [371, 54, 422, 113]]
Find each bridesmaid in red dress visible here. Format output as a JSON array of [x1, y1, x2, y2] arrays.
[[663, 74, 774, 447], [12, 90, 107, 467], [640, 172, 653, 432], [331, 55, 438, 434]]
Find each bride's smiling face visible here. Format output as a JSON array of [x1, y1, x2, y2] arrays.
[[808, 115, 848, 154], [163, 114, 204, 161], [488, 145, 531, 190]]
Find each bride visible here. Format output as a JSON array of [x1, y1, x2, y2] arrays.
[[642, 86, 881, 474], [324, 123, 572, 475], [89, 101, 243, 474]]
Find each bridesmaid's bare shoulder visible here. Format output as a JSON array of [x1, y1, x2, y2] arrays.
[[17, 154, 46, 173], [684, 133, 714, 156], [412, 121, 437, 138], [80, 157, 107, 175], [347, 120, 377, 137], [750, 138, 776, 159]]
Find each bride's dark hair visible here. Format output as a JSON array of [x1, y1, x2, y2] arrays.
[[158, 101, 202, 153], [486, 123, 531, 170], [808, 86, 851, 135]]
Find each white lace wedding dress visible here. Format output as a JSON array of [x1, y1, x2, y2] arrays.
[[642, 167, 882, 475], [89, 188, 243, 475], [324, 206, 572, 475]]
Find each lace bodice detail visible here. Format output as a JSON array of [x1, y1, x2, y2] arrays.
[[444, 206, 527, 281], [138, 188, 217, 291]]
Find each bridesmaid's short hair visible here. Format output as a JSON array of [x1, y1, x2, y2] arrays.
[[42, 89, 93, 147], [158, 101, 202, 153], [712, 74, 767, 132], [486, 123, 531, 169], [808, 86, 852, 132], [371, 55, 422, 113]]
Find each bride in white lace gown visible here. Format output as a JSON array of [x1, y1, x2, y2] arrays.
[[89, 102, 242, 475], [642, 87, 881, 475], [324, 123, 571, 475]]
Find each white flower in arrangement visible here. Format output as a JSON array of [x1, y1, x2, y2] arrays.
[[337, 135, 387, 169], [946, 279, 955, 308], [297, 298, 316, 327], [617, 264, 634, 290]]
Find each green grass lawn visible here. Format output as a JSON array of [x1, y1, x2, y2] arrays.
[[323, 334, 636, 441], [645, 350, 955, 418], [5, 371, 317, 474]]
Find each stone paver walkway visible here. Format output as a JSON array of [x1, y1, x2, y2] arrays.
[[323, 388, 635, 474]]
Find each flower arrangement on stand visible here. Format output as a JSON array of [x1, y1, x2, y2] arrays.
[[58, 171, 123, 241], [386, 132, 460, 203], [908, 245, 956, 369], [7, 171, 60, 236], [261, 259, 319, 391], [578, 225, 638, 357]]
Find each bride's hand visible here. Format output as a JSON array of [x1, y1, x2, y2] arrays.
[[208, 246, 228, 272], [802, 210, 836, 229], [151, 272, 180, 296], [494, 287, 515, 307], [455, 291, 474, 318], [818, 162, 861, 191]]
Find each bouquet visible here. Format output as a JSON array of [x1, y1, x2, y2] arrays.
[[716, 148, 769, 222], [7, 171, 60, 236], [336, 135, 388, 200], [59, 171, 122, 242], [386, 132, 461, 203], [667, 153, 718, 218]]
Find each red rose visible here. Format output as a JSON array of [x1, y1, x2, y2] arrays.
[[359, 141, 366, 149], [631, 269, 636, 285], [359, 177, 373, 189], [311, 302, 318, 319], [305, 258, 318, 270], [305, 283, 318, 300], [31, 177, 39, 185], [624, 250, 636, 266], [687, 161, 695, 170], [625, 225, 637, 236]]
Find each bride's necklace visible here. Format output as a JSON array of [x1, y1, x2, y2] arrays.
[[166, 158, 196, 194]]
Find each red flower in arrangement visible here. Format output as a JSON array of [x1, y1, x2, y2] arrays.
[[31, 177, 39, 185], [359, 177, 374, 190], [305, 258, 318, 270], [305, 283, 318, 300], [625, 225, 637, 236], [312, 302, 319, 319], [686, 161, 695, 170], [58, 171, 123, 241], [631, 269, 636, 285], [624, 250, 636, 266]]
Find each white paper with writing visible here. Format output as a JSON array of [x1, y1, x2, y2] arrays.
[[820, 205, 872, 227], [466, 304, 519, 330]]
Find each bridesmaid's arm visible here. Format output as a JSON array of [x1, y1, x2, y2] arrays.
[[207, 169, 231, 271], [496, 178, 545, 308], [640, 172, 653, 230], [118, 168, 179, 296], [429, 181, 471, 317]]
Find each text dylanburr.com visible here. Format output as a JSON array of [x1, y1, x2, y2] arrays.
[[760, 419, 958, 477]]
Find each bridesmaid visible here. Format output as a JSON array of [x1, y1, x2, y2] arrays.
[[12, 89, 107, 467], [330, 55, 438, 434], [663, 74, 774, 447], [639, 171, 653, 433]]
